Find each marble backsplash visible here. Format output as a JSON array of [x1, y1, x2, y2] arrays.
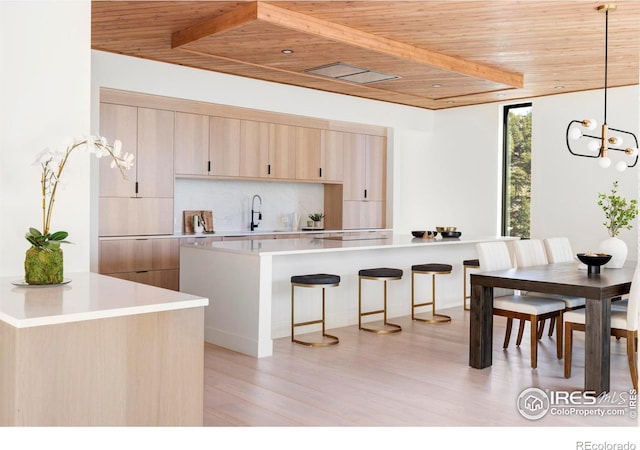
[[174, 178, 325, 233]]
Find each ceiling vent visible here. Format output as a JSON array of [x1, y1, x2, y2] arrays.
[[304, 62, 400, 84]]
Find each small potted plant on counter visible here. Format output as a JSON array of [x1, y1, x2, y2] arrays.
[[308, 212, 325, 228]]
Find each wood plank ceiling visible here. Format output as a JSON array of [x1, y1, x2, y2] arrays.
[[91, 1, 640, 110]]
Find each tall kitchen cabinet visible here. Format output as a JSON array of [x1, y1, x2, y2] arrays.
[[174, 112, 240, 177], [324, 132, 386, 229], [98, 102, 178, 290], [99, 103, 174, 236]]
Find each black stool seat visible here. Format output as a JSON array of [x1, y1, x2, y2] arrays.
[[359, 267, 403, 278], [291, 273, 340, 285], [412, 263, 452, 273], [463, 259, 480, 267]]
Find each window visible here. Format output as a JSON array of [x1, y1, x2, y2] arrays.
[[502, 103, 532, 238]]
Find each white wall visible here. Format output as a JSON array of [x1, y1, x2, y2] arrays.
[[0, 1, 92, 277]]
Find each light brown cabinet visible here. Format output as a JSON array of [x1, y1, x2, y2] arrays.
[[295, 127, 322, 181], [174, 113, 240, 177], [239, 120, 270, 178], [325, 133, 386, 230], [268, 123, 297, 179], [319, 130, 346, 183], [99, 238, 180, 291], [99, 103, 174, 236]]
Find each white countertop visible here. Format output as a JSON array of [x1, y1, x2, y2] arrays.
[[99, 228, 392, 240], [0, 272, 208, 328], [181, 234, 518, 256]]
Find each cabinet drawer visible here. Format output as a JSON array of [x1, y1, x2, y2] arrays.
[[105, 269, 179, 292], [99, 197, 173, 236], [99, 238, 179, 274]]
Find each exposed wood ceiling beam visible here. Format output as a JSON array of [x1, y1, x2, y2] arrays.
[[172, 1, 524, 89]]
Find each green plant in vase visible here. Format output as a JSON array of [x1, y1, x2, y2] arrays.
[[25, 136, 134, 284], [308, 212, 325, 228], [596, 180, 638, 269]]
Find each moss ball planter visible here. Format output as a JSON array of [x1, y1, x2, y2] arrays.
[[24, 247, 64, 285]]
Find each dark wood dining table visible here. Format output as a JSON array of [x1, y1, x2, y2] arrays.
[[469, 261, 634, 394]]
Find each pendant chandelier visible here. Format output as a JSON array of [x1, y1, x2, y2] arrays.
[[566, 3, 638, 172]]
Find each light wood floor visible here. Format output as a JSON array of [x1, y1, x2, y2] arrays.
[[203, 307, 638, 427]]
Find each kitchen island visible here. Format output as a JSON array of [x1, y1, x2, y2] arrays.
[[0, 272, 208, 426], [180, 234, 517, 357]]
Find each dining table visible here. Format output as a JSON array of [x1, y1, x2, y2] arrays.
[[469, 261, 634, 394]]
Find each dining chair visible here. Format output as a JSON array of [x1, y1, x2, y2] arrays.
[[476, 241, 566, 369], [563, 264, 639, 390], [543, 237, 575, 264], [513, 239, 586, 339]]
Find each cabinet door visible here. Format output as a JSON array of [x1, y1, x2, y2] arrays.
[[210, 116, 240, 176], [137, 108, 174, 198], [174, 112, 209, 176], [295, 127, 322, 181], [99, 197, 173, 236], [99, 103, 137, 197], [343, 200, 384, 229], [365, 135, 386, 202], [269, 123, 296, 179], [240, 120, 270, 178], [342, 132, 367, 200], [320, 130, 345, 183]]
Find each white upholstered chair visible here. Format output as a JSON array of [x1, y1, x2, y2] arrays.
[[543, 237, 575, 264], [476, 241, 566, 368], [513, 239, 586, 338], [563, 264, 639, 390]]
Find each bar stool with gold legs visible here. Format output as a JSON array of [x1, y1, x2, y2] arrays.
[[358, 267, 403, 334], [291, 273, 341, 346], [463, 259, 480, 311], [411, 263, 453, 323]]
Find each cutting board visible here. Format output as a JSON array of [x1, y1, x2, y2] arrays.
[[183, 210, 214, 233]]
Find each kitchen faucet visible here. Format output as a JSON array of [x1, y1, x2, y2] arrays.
[[250, 194, 262, 231]]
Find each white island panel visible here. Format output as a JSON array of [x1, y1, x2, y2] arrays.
[[180, 234, 518, 357]]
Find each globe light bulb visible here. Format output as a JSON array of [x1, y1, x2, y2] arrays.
[[615, 160, 628, 172], [569, 127, 582, 140], [609, 136, 623, 147], [598, 156, 611, 168], [587, 139, 601, 153], [584, 119, 598, 130], [626, 147, 639, 157]]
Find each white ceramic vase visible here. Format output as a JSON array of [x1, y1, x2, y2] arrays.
[[598, 236, 628, 269]]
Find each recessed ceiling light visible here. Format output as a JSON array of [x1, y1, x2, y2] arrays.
[[281, 49, 294, 54], [554, 85, 565, 89], [497, 93, 506, 97], [432, 84, 442, 88], [446, 100, 455, 104]]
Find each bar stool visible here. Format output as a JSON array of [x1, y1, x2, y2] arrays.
[[291, 273, 341, 347], [411, 263, 453, 323], [463, 259, 480, 311], [358, 267, 403, 334]]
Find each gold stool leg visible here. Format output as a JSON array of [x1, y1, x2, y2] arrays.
[[359, 276, 401, 334], [291, 284, 339, 347], [412, 271, 452, 324]]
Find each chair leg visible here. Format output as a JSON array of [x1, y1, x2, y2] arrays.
[[564, 322, 573, 378], [627, 330, 638, 390], [548, 317, 555, 337], [516, 319, 525, 346], [537, 320, 544, 339], [530, 316, 538, 369], [503, 318, 513, 348], [556, 313, 563, 360]]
